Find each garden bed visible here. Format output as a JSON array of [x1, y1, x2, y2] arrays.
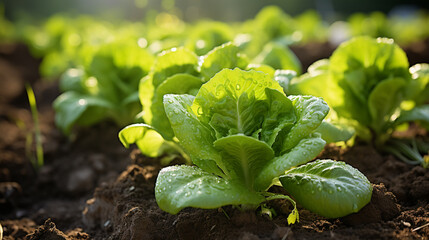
[[0, 42, 428, 240]]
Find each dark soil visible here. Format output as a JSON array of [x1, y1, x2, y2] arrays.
[[1, 41, 428, 240]]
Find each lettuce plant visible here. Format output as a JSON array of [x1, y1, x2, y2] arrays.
[[288, 36, 429, 167], [155, 68, 372, 222], [53, 40, 154, 134]]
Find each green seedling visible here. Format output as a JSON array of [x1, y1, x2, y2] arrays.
[[25, 84, 44, 170]]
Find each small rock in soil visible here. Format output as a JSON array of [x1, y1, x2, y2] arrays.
[[66, 167, 95, 194], [342, 183, 400, 225]]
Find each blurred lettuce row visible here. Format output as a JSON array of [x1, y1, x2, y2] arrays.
[[346, 11, 429, 45], [239, 6, 328, 58], [119, 42, 351, 162], [15, 14, 151, 78], [9, 5, 429, 80], [286, 36, 429, 167], [53, 39, 154, 134]]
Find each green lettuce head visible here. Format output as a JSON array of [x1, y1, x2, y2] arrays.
[[290, 36, 429, 144], [155, 68, 372, 221]]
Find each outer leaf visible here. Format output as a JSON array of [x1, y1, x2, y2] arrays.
[[405, 63, 429, 104], [53, 92, 113, 134], [394, 105, 429, 127], [139, 75, 155, 123], [307, 59, 329, 74], [315, 121, 355, 143], [151, 47, 199, 87], [163, 94, 223, 176], [254, 135, 326, 191], [151, 74, 203, 140], [59, 68, 85, 92], [155, 165, 265, 214], [246, 64, 276, 78], [213, 135, 274, 189], [193, 68, 284, 138], [279, 159, 372, 218], [200, 43, 249, 81], [119, 123, 175, 158], [368, 77, 406, 133], [280, 95, 329, 152], [289, 73, 345, 114]]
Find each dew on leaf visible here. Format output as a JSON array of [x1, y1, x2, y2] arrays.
[[215, 84, 225, 97], [197, 107, 204, 115]]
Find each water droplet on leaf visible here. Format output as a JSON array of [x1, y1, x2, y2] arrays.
[[197, 107, 203, 115]]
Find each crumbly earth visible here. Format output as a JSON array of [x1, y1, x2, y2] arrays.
[[0, 42, 428, 240]]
